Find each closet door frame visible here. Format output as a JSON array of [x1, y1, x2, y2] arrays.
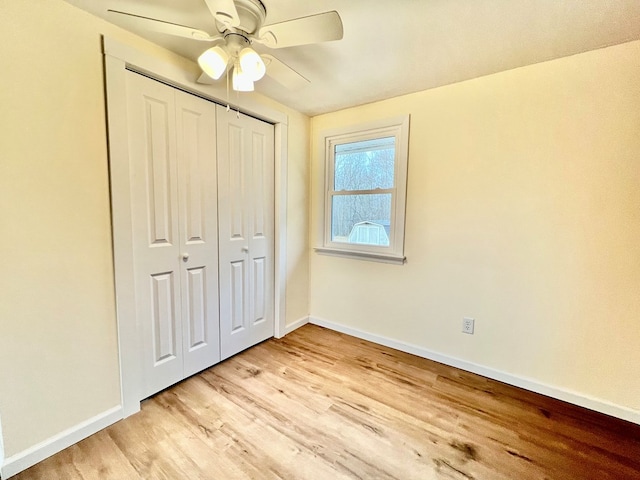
[[104, 37, 289, 418]]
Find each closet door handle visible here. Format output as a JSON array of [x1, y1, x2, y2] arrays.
[[241, 246, 249, 253], [182, 253, 190, 262]]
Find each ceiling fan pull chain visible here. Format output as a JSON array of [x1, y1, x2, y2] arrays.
[[236, 88, 241, 119], [226, 68, 231, 112]]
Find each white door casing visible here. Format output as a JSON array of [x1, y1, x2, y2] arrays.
[[126, 72, 220, 398], [217, 105, 275, 359]]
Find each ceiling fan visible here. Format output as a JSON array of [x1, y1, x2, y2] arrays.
[[108, 0, 344, 91]]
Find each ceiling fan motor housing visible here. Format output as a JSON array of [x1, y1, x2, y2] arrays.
[[217, 0, 266, 36]]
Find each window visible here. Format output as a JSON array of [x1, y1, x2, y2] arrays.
[[316, 115, 410, 264]]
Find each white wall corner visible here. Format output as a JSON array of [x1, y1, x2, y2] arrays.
[[1, 406, 122, 479], [283, 316, 310, 337], [308, 316, 640, 426]]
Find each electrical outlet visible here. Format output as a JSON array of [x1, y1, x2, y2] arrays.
[[462, 317, 475, 334]]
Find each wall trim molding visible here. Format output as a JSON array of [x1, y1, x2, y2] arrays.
[[283, 316, 309, 336], [308, 316, 640, 426], [1, 406, 122, 479]]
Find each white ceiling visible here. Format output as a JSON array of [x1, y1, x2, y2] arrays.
[[65, 0, 640, 116]]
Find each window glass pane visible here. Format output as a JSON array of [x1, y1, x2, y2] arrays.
[[331, 194, 392, 246], [334, 137, 395, 191]]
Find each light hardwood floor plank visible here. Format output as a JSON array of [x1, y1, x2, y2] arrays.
[[11, 324, 640, 479]]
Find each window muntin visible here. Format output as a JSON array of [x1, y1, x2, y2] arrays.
[[318, 116, 410, 263]]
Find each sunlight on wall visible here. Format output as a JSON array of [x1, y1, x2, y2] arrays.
[[310, 39, 640, 414]]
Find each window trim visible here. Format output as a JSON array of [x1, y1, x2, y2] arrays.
[[315, 115, 410, 264]]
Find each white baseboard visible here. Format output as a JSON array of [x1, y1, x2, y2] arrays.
[[284, 316, 309, 336], [0, 413, 4, 477], [1, 406, 123, 479], [309, 316, 640, 426]]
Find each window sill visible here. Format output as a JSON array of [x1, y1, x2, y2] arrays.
[[314, 247, 406, 265]]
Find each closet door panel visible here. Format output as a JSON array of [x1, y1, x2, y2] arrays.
[[126, 72, 184, 398], [217, 107, 249, 358], [230, 260, 247, 332], [185, 266, 207, 348], [217, 106, 274, 360], [176, 90, 220, 377], [140, 96, 176, 248], [150, 272, 179, 364], [228, 124, 247, 241], [247, 120, 274, 340], [252, 256, 266, 324], [251, 131, 266, 238], [181, 110, 205, 243]]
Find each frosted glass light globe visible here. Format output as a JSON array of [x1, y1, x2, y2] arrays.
[[198, 46, 229, 80], [232, 65, 255, 92], [239, 47, 266, 81]]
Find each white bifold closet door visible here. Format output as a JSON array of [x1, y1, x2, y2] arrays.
[[217, 105, 275, 360], [126, 71, 220, 398]]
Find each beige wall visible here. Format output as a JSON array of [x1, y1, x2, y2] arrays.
[[284, 111, 311, 325], [255, 99, 311, 327], [0, 0, 309, 458], [310, 40, 640, 413]]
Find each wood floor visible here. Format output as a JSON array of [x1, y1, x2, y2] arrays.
[[13, 324, 640, 479]]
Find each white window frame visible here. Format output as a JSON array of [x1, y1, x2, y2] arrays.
[[316, 115, 410, 264]]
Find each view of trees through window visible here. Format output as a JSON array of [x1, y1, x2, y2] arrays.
[[331, 137, 395, 246]]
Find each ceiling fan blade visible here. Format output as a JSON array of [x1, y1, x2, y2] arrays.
[[262, 55, 310, 90], [196, 72, 217, 85], [259, 11, 343, 49], [204, 0, 240, 28], [108, 10, 222, 41]]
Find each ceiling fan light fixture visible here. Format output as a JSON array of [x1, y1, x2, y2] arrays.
[[198, 46, 229, 80], [232, 64, 255, 92], [239, 47, 266, 81], [109, 2, 345, 94]]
